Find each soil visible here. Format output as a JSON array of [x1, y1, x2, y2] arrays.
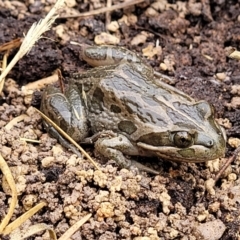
[[0, 0, 240, 239]]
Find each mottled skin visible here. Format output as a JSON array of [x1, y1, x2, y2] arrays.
[[41, 45, 226, 173]]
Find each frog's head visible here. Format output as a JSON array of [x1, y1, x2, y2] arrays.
[[136, 101, 226, 162]]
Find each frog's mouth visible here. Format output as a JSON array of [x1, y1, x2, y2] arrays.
[[137, 142, 225, 163]]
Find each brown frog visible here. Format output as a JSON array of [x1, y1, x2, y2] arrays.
[[41, 45, 226, 173]]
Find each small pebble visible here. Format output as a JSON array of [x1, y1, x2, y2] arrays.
[[195, 219, 226, 240], [131, 31, 148, 45], [94, 32, 120, 45], [228, 173, 237, 181], [41, 156, 55, 167], [107, 21, 119, 32], [1, 146, 12, 159], [216, 72, 226, 81], [160, 62, 168, 71], [208, 202, 220, 213]]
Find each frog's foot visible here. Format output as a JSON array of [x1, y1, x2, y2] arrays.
[[43, 121, 82, 159], [128, 160, 160, 175], [95, 134, 159, 175], [81, 130, 117, 144], [154, 71, 176, 84]]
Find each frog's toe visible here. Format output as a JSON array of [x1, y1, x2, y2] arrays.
[[129, 160, 159, 175], [82, 130, 117, 144], [95, 143, 132, 169]]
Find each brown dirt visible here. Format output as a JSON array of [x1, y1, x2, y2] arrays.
[[0, 0, 240, 239]]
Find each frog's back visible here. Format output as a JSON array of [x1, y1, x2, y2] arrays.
[[73, 62, 207, 136]]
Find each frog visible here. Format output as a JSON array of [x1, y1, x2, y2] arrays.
[[40, 45, 226, 174]]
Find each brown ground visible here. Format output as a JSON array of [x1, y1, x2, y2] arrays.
[[0, 0, 240, 239]]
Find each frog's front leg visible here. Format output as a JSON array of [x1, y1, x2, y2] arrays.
[[95, 134, 159, 174]]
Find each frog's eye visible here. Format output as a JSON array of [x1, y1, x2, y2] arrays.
[[173, 131, 193, 148]]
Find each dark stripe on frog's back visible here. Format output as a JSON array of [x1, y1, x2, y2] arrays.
[[74, 62, 201, 131], [72, 64, 118, 86], [95, 63, 171, 127], [95, 63, 199, 128], [118, 63, 205, 130]]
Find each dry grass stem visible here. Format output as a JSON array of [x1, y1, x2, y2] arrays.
[[9, 223, 57, 240], [0, 0, 65, 86], [5, 114, 28, 130], [34, 108, 100, 170], [0, 154, 18, 233], [58, 214, 92, 240], [61, 0, 144, 18], [3, 202, 47, 235], [20, 138, 41, 143]]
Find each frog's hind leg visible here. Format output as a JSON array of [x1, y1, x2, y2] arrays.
[[41, 85, 89, 158], [80, 45, 143, 67], [95, 134, 159, 174]]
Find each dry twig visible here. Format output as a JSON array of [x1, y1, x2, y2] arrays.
[[21, 72, 59, 96], [105, 0, 112, 30], [214, 147, 240, 183], [0, 38, 22, 53], [60, 0, 144, 19], [0, 51, 9, 93]]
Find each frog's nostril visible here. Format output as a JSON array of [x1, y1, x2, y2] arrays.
[[208, 140, 214, 147]]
